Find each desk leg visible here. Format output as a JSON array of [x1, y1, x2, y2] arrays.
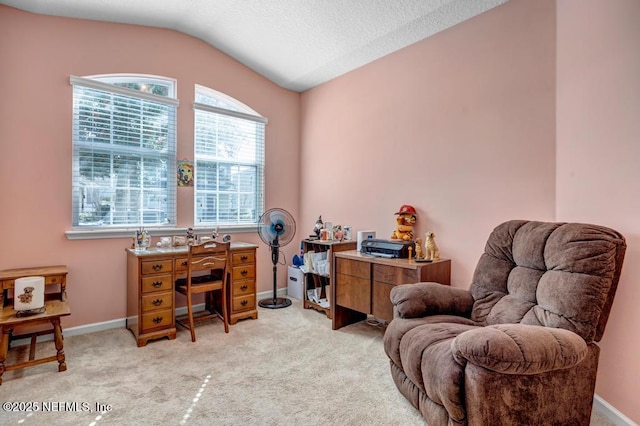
[[0, 327, 9, 385], [332, 304, 367, 330], [52, 318, 67, 372]]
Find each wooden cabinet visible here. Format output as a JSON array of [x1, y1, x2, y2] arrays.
[[127, 252, 176, 347], [126, 242, 258, 346], [301, 239, 356, 319], [229, 247, 257, 324], [335, 258, 370, 314], [333, 250, 451, 330]]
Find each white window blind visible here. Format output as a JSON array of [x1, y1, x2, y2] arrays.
[[193, 86, 266, 226], [70, 75, 178, 229]]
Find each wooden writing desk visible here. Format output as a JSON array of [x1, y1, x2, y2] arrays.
[[126, 242, 258, 346], [332, 251, 451, 330], [0, 265, 70, 385]]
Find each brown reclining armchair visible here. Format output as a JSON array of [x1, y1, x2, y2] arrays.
[[383, 220, 626, 425]]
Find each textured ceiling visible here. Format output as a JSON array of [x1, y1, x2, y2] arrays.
[[1, 0, 509, 92]]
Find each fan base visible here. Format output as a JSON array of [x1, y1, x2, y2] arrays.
[[258, 297, 292, 309]]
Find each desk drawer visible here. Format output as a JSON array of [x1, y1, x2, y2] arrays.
[[232, 265, 255, 281], [232, 294, 255, 312], [141, 291, 173, 312], [175, 257, 189, 272], [141, 309, 173, 331], [1, 274, 65, 290], [45, 275, 64, 285], [336, 273, 371, 314], [232, 251, 255, 265], [373, 264, 419, 285], [232, 279, 255, 297], [141, 260, 173, 275], [141, 274, 173, 293], [336, 258, 370, 279]]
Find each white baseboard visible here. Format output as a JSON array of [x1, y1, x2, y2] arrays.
[[593, 394, 638, 426]]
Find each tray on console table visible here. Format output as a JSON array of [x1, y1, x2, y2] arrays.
[[332, 250, 451, 330]]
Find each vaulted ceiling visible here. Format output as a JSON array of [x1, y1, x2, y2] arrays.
[[0, 0, 510, 92]]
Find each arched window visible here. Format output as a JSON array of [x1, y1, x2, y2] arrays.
[[193, 85, 266, 226], [70, 74, 178, 229]]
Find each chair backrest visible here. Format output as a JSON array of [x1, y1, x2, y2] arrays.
[[185, 241, 230, 286], [469, 220, 626, 342]]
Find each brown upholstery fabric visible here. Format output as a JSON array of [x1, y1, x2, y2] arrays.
[[470, 221, 625, 341], [452, 324, 588, 374], [383, 220, 626, 425], [391, 282, 475, 319]]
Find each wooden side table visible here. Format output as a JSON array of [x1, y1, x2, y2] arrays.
[[0, 266, 70, 385]]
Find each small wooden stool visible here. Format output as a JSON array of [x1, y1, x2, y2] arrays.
[[0, 266, 70, 385]]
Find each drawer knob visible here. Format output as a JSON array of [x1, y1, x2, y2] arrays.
[[241, 299, 248, 306], [152, 316, 163, 324], [241, 255, 248, 261], [152, 264, 163, 271], [240, 284, 248, 291], [152, 299, 163, 306], [241, 269, 248, 276], [181, 261, 188, 267], [152, 281, 163, 288]]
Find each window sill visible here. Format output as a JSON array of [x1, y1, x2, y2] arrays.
[[65, 225, 258, 240]]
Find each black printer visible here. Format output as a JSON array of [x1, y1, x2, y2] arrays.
[[360, 239, 415, 258]]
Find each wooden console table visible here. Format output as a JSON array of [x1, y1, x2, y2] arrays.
[[0, 265, 70, 385], [332, 251, 451, 330], [126, 242, 258, 347]]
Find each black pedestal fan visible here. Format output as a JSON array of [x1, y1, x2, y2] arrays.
[[257, 208, 296, 309]]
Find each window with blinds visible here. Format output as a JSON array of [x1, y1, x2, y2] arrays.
[[71, 75, 178, 229], [193, 85, 266, 226]]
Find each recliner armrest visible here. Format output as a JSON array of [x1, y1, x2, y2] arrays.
[[451, 324, 588, 374], [390, 282, 474, 319]]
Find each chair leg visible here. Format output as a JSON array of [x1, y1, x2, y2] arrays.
[[186, 293, 196, 342], [222, 284, 229, 333]]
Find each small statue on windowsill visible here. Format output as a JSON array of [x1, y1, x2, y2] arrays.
[[187, 227, 196, 245]]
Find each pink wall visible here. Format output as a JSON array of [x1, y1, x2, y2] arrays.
[[0, 7, 301, 328], [300, 0, 556, 286], [301, 0, 639, 421], [556, 0, 640, 422]]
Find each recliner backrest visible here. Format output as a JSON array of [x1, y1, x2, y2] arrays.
[[469, 220, 626, 341]]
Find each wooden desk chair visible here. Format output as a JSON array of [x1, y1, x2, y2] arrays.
[[175, 241, 230, 342]]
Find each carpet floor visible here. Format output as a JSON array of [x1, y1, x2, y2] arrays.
[[1, 298, 615, 425]]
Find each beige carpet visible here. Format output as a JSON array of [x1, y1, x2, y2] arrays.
[[1, 298, 615, 425]]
